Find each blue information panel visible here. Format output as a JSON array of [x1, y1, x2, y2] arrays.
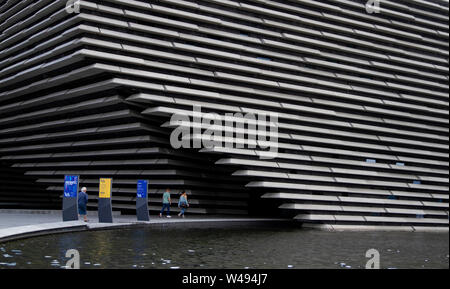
[[64, 175, 79, 198], [62, 175, 79, 221], [136, 180, 150, 221], [137, 180, 148, 198]]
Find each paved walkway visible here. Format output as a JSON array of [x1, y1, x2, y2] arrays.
[[0, 210, 122, 229], [0, 210, 289, 242]]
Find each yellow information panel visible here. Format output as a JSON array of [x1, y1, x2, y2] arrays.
[[99, 178, 112, 199]]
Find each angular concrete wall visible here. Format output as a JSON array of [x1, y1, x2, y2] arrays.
[[0, 0, 448, 227]]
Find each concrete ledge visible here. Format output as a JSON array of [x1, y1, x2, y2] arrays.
[[0, 218, 290, 243], [302, 223, 449, 232], [0, 221, 88, 243], [413, 226, 450, 233]]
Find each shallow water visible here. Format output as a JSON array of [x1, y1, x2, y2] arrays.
[[0, 223, 448, 269]]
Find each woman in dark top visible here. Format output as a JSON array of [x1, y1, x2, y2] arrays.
[[78, 187, 89, 222]]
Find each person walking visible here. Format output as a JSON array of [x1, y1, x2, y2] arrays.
[[178, 191, 189, 218], [78, 187, 89, 222], [159, 189, 172, 218]]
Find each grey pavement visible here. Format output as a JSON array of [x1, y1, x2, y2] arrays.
[[0, 213, 64, 229], [0, 209, 289, 243], [0, 210, 119, 229]]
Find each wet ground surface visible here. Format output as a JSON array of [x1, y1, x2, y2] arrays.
[[0, 223, 448, 269]]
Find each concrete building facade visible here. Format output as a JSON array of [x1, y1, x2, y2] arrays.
[[0, 0, 448, 228]]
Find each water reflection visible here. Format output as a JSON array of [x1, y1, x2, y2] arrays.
[[0, 224, 448, 269]]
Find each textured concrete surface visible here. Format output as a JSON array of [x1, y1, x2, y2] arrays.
[[303, 223, 449, 233], [0, 0, 448, 229]]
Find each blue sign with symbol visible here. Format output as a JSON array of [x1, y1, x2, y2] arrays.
[[64, 175, 79, 198], [137, 180, 148, 199]]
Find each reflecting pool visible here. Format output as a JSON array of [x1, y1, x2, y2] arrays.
[[0, 223, 448, 269]]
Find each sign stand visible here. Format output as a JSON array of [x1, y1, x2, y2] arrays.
[[98, 178, 113, 223], [136, 180, 150, 221], [62, 175, 79, 222]]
